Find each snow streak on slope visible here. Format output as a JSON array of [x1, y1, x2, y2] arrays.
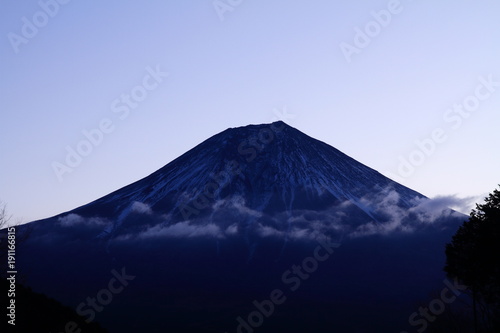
[[55, 121, 460, 243]]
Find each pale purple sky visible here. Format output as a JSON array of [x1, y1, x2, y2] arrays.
[[1, 0, 499, 223]]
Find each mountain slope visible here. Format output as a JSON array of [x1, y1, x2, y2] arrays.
[[12, 121, 466, 333], [48, 121, 444, 241]]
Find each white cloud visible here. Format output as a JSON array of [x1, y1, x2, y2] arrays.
[[212, 196, 263, 218], [350, 219, 415, 238], [254, 209, 346, 241], [111, 190, 472, 241], [131, 201, 153, 215], [225, 223, 238, 235], [137, 221, 224, 239], [349, 188, 470, 238], [58, 213, 107, 227], [58, 213, 84, 226], [257, 225, 285, 238], [411, 194, 478, 216], [288, 227, 317, 240]]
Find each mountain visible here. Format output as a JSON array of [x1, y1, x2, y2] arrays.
[[10, 121, 465, 332]]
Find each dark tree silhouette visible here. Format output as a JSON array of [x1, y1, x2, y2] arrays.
[[445, 185, 500, 331], [1, 202, 107, 332], [0, 202, 31, 279], [2, 279, 109, 333], [0, 201, 13, 267]]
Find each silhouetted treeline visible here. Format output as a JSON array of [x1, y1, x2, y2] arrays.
[[2, 278, 108, 333]]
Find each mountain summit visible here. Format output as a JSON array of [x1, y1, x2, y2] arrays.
[[14, 122, 464, 333], [63, 121, 443, 243]]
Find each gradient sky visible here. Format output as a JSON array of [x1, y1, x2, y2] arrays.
[[1, 0, 499, 223]]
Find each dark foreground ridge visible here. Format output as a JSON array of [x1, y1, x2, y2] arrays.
[[1, 278, 108, 333]]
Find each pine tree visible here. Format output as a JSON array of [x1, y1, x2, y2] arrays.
[[445, 185, 500, 331]]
